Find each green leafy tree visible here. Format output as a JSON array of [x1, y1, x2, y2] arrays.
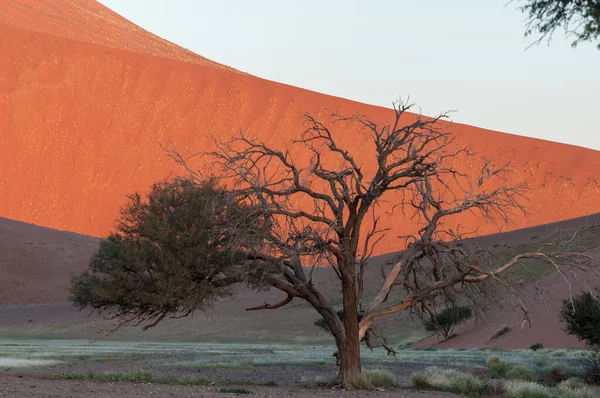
[[560, 290, 600, 346], [516, 0, 600, 49], [71, 177, 272, 330]]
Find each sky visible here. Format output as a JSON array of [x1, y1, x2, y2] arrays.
[[98, 0, 600, 150]]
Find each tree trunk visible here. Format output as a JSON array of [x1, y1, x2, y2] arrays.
[[333, 269, 362, 388]]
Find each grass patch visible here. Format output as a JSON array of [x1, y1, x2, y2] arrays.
[[412, 368, 595, 398], [487, 355, 512, 378], [219, 387, 254, 394], [351, 368, 397, 390], [505, 378, 595, 398], [410, 367, 487, 396], [548, 362, 570, 381], [505, 366, 535, 381], [55, 371, 213, 386]]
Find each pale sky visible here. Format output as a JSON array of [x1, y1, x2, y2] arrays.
[[99, 0, 600, 150]]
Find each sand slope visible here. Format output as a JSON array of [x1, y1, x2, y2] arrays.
[[1, 214, 599, 349], [0, 216, 97, 305], [0, 0, 599, 255]]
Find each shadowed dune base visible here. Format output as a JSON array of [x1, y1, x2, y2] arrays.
[[1, 214, 599, 349]]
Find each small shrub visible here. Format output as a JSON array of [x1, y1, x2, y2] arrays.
[[551, 349, 568, 357], [364, 369, 396, 388], [504, 380, 552, 398], [556, 378, 596, 398], [530, 342, 544, 351], [351, 369, 396, 390], [486, 355, 512, 378], [490, 325, 512, 340], [219, 387, 253, 394], [350, 375, 373, 391], [549, 362, 570, 381], [263, 381, 278, 386], [410, 371, 430, 389], [423, 305, 473, 339], [581, 346, 600, 384], [410, 368, 485, 396], [560, 291, 600, 346], [505, 366, 535, 381]]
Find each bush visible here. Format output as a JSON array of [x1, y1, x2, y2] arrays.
[[423, 306, 473, 339], [504, 380, 552, 398], [409, 368, 486, 396], [363, 369, 396, 388], [490, 325, 512, 340], [557, 378, 596, 398], [486, 355, 512, 378], [549, 362, 570, 381], [551, 349, 568, 357], [505, 366, 535, 381], [530, 343, 544, 351], [560, 291, 600, 346], [581, 346, 600, 384], [351, 368, 396, 389]]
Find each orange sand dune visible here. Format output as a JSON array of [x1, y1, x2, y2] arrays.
[[0, 0, 600, 255], [1, 0, 240, 72]]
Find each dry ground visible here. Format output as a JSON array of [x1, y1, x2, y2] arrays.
[[0, 373, 455, 398]]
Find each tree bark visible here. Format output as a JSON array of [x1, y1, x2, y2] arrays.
[[333, 268, 362, 388]]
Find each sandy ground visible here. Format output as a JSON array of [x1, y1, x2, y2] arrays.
[[0, 373, 456, 398]]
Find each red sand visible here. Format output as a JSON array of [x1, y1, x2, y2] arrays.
[[1, 0, 600, 257], [413, 266, 600, 350]]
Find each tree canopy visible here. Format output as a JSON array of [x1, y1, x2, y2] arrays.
[[560, 290, 600, 347], [517, 0, 600, 48]]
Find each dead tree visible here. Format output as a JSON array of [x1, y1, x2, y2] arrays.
[[72, 99, 593, 389], [177, 99, 585, 387]]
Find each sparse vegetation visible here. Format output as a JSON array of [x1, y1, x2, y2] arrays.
[[219, 387, 254, 394], [423, 305, 473, 339], [549, 362, 570, 381], [581, 346, 600, 384], [410, 367, 487, 396], [486, 355, 512, 378], [505, 365, 535, 381], [412, 368, 595, 398], [490, 325, 512, 340], [350, 368, 397, 390], [56, 371, 215, 386], [530, 343, 544, 351]]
